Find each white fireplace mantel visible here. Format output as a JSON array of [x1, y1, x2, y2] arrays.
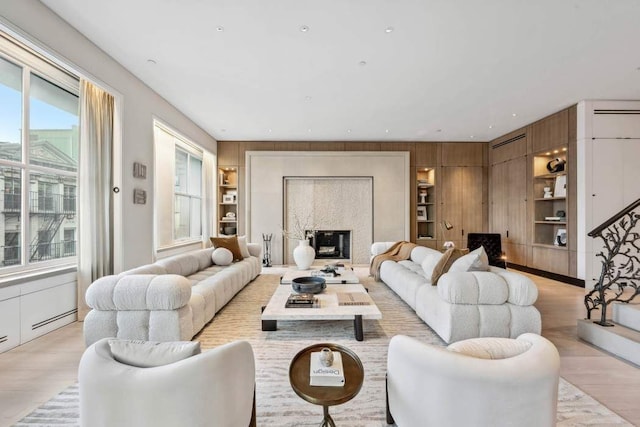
[[245, 151, 410, 265]]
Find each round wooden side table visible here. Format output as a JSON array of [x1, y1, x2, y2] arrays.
[[289, 343, 364, 427]]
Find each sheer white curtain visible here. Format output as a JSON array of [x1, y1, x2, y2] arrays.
[[202, 150, 217, 243], [77, 80, 115, 320]]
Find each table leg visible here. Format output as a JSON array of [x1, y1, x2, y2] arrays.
[[320, 405, 336, 427], [354, 315, 363, 341], [261, 306, 277, 331]]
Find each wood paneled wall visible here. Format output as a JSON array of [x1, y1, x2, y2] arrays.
[[217, 141, 489, 245]]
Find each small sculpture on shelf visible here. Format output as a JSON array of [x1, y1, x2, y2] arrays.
[[543, 186, 553, 198], [419, 191, 427, 204]]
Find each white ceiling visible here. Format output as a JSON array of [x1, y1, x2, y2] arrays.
[[41, 0, 640, 142]]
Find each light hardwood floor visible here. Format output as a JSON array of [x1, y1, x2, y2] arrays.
[[0, 271, 639, 426]]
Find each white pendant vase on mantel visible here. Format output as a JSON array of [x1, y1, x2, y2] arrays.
[[293, 239, 315, 270]]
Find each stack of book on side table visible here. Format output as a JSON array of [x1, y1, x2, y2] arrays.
[[310, 351, 345, 387], [285, 293, 317, 308]]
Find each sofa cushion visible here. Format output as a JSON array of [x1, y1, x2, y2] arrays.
[[210, 236, 243, 261], [437, 271, 508, 305], [212, 247, 233, 266], [410, 246, 441, 265], [237, 236, 251, 259], [155, 253, 201, 276], [447, 337, 532, 360], [449, 246, 490, 272], [431, 248, 468, 285], [421, 250, 443, 277], [108, 339, 201, 368]]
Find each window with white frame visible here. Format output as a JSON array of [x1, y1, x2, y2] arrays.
[[154, 121, 204, 249], [0, 35, 79, 271]]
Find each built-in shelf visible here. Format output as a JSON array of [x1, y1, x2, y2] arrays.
[[416, 167, 436, 246], [534, 172, 567, 180], [533, 148, 568, 247], [218, 167, 238, 235], [535, 221, 567, 225], [532, 243, 568, 250]]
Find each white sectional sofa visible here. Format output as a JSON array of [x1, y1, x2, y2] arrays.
[[372, 242, 541, 343], [83, 244, 261, 346]]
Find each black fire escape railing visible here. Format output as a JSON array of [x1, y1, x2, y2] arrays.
[[584, 198, 640, 326]]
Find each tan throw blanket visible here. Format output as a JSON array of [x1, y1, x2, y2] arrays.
[[369, 241, 417, 281]]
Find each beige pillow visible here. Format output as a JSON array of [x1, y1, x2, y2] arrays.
[[449, 246, 490, 272], [237, 235, 251, 259], [210, 236, 243, 261], [108, 339, 201, 368], [447, 337, 532, 360], [431, 248, 469, 286]]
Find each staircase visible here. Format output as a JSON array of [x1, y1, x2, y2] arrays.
[[577, 198, 640, 366], [578, 303, 640, 366]]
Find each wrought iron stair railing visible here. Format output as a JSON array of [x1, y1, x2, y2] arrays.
[[584, 198, 640, 326]]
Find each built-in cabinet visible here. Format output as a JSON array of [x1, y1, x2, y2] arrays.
[[489, 107, 577, 278], [440, 166, 485, 249]]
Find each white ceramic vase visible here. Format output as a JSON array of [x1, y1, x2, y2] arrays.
[[293, 239, 315, 270]]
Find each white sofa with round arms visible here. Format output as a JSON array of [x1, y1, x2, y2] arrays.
[[371, 242, 541, 343], [83, 244, 261, 346]]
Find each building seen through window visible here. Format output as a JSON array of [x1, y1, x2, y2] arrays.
[[0, 49, 78, 269]]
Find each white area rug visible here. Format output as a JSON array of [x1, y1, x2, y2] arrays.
[[15, 269, 631, 426]]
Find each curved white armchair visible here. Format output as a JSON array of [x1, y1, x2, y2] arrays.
[[386, 333, 560, 427], [79, 339, 256, 427]]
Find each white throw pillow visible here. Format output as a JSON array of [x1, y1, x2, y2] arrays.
[[237, 235, 251, 259], [447, 337, 532, 360], [421, 251, 443, 278], [212, 247, 233, 265], [449, 246, 489, 272], [108, 339, 201, 368]]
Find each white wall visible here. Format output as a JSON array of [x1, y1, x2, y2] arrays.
[[0, 0, 217, 270], [246, 151, 410, 265], [577, 100, 640, 289]]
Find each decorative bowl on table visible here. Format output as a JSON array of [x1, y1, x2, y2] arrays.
[[291, 276, 326, 294]]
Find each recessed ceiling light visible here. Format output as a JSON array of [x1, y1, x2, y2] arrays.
[[146, 59, 156, 64], [488, 125, 493, 129], [216, 26, 224, 32], [268, 129, 272, 133], [305, 96, 312, 102], [359, 61, 367, 66], [512, 113, 517, 117], [347, 129, 352, 133], [385, 27, 394, 33], [300, 25, 309, 32], [385, 129, 390, 133], [470, 135, 474, 139], [308, 128, 312, 132], [545, 152, 551, 155]]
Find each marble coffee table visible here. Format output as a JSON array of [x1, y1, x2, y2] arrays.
[[261, 284, 382, 341]]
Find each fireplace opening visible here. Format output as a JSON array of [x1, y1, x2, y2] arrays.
[[307, 230, 351, 260]]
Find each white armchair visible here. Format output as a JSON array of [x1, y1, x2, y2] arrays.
[[386, 333, 560, 427], [79, 339, 256, 427]]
